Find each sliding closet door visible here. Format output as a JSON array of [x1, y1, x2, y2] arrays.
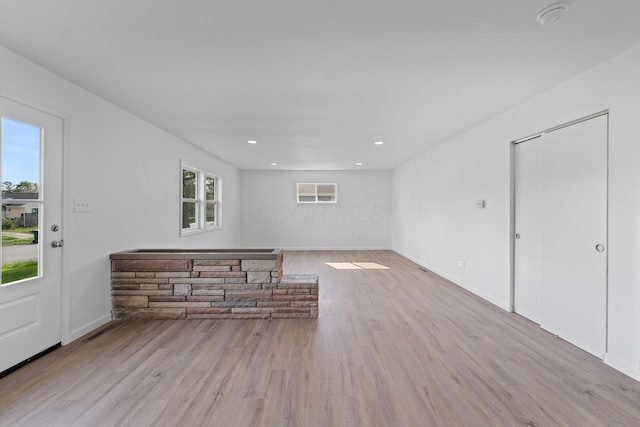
[[539, 115, 607, 357], [513, 138, 543, 323], [514, 114, 607, 358]]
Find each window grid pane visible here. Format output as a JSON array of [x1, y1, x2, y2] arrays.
[[205, 202, 216, 225], [317, 184, 336, 202], [298, 183, 315, 196], [182, 169, 197, 199], [182, 201, 198, 229], [205, 177, 215, 201]]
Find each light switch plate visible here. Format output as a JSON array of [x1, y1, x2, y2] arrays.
[[74, 198, 91, 212]]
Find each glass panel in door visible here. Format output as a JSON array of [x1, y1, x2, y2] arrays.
[[1, 118, 41, 285]]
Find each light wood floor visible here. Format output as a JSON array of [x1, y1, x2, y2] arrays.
[[1, 250, 639, 426]]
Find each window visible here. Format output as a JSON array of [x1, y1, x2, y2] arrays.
[[204, 175, 218, 227], [297, 183, 337, 203], [2, 117, 42, 284], [181, 162, 221, 235]]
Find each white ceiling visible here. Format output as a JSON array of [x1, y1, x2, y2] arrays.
[[1, 0, 639, 170]]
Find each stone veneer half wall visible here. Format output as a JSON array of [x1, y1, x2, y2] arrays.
[[110, 249, 318, 319]]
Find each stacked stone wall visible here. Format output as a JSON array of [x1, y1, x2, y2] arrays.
[[111, 253, 318, 319]]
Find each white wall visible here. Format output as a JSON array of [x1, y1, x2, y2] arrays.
[[4, 34, 638, 380], [240, 170, 391, 249], [392, 43, 640, 380], [0, 46, 241, 341]]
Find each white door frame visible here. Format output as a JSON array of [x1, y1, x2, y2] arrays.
[[0, 92, 71, 346], [508, 109, 609, 345]]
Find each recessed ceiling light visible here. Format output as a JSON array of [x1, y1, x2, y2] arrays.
[[536, 2, 569, 26], [355, 162, 363, 166], [270, 162, 278, 166], [248, 140, 257, 144], [374, 141, 384, 145]]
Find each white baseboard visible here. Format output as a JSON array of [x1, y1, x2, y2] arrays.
[[604, 353, 640, 382], [67, 313, 112, 343], [393, 250, 640, 383], [393, 249, 511, 312]]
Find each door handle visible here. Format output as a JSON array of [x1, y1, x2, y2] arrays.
[[51, 240, 64, 248]]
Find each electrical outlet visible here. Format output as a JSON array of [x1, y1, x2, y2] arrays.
[[458, 260, 466, 269]]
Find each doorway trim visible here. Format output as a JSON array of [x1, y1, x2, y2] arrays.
[[0, 91, 71, 346]]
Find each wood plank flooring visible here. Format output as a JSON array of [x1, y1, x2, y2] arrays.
[[1, 250, 639, 426]]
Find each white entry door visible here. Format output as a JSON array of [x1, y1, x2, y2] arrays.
[[0, 97, 63, 374], [514, 114, 608, 358]]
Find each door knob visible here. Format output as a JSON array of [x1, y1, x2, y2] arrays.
[[51, 240, 64, 248], [595, 244, 605, 252]]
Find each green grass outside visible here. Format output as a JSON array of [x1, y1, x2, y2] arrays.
[[1, 226, 37, 246], [10, 226, 38, 233], [2, 235, 34, 246], [2, 260, 39, 284]]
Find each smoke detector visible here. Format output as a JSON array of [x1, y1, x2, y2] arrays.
[[536, 2, 569, 26]]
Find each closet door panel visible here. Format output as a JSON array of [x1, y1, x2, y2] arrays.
[[539, 115, 607, 358], [514, 139, 543, 323]]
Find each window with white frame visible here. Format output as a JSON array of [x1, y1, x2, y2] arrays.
[[297, 183, 337, 203], [181, 162, 221, 235]]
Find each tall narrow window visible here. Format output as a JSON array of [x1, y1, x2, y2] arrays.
[[180, 162, 221, 235], [205, 174, 218, 227], [181, 167, 198, 231]]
